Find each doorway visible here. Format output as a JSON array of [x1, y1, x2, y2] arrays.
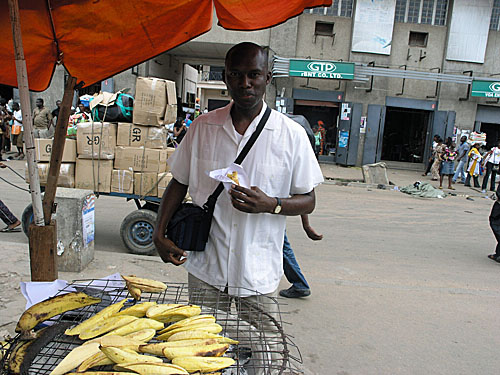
[[480, 123, 500, 150], [293, 103, 339, 155], [382, 107, 430, 163]]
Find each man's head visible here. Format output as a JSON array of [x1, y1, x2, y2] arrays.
[[12, 102, 19, 111], [78, 103, 85, 112], [0, 98, 6, 106], [433, 134, 439, 141], [56, 100, 61, 107], [36, 98, 43, 108], [223, 42, 271, 111], [460, 135, 467, 143]]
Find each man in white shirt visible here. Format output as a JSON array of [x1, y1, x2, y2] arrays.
[[11, 102, 24, 159], [482, 141, 500, 192], [153, 42, 322, 306]]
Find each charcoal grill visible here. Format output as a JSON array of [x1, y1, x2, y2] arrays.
[[1, 278, 302, 375]]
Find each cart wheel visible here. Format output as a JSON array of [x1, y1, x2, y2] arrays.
[[120, 209, 158, 255], [21, 203, 33, 237]]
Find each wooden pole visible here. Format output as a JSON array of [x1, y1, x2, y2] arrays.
[[8, 0, 58, 281], [7, 0, 44, 227], [43, 76, 77, 225]]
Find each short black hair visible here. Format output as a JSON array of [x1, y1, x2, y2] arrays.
[[225, 42, 268, 68], [37, 98, 44, 104]]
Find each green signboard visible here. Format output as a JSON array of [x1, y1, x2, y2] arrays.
[[289, 59, 355, 80], [471, 80, 500, 98]]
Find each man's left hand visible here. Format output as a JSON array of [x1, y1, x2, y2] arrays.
[[229, 185, 276, 213]]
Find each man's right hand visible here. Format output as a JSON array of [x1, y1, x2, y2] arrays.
[[153, 235, 187, 266]]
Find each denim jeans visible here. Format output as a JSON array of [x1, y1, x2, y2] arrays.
[[452, 159, 466, 182], [283, 232, 310, 290]]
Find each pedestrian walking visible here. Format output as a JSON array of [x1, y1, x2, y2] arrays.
[[481, 141, 500, 193], [488, 182, 500, 264], [430, 137, 443, 181], [280, 215, 323, 298], [452, 135, 470, 184], [464, 143, 482, 188], [317, 120, 326, 155], [439, 137, 457, 190], [0, 162, 21, 232], [423, 134, 439, 177], [313, 124, 321, 158]]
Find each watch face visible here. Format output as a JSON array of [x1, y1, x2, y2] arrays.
[[274, 205, 282, 214]]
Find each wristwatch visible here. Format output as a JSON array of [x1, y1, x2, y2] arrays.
[[273, 197, 282, 214]]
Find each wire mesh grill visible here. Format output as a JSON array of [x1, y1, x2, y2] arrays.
[[1, 278, 302, 375]]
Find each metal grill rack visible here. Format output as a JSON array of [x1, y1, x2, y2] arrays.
[[1, 279, 302, 375]]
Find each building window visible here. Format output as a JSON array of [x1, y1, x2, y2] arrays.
[[409, 31, 428, 47], [394, 0, 448, 26], [490, 0, 500, 31], [315, 21, 334, 36], [304, 0, 353, 17]]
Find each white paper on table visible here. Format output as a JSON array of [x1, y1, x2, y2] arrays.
[[19, 273, 125, 311], [209, 163, 250, 191]]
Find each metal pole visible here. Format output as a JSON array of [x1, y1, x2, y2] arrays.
[[8, 0, 44, 226]]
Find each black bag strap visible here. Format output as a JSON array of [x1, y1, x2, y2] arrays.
[[203, 106, 272, 211]]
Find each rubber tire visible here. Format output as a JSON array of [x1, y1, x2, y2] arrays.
[[21, 203, 33, 237], [120, 209, 158, 255]]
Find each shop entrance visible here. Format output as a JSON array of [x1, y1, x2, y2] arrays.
[[381, 107, 430, 163], [480, 123, 500, 149], [293, 102, 339, 156]]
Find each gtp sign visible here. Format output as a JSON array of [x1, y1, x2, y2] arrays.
[[471, 80, 500, 98], [289, 59, 354, 80]]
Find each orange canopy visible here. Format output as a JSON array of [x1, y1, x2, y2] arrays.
[[0, 0, 331, 91]]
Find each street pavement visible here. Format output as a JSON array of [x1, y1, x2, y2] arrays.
[[1, 159, 500, 374]]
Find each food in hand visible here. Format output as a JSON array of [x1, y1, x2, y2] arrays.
[[226, 171, 239, 185], [16, 292, 101, 333]]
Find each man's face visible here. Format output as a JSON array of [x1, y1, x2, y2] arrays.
[[36, 99, 43, 108], [223, 47, 271, 111], [13, 103, 19, 111], [56, 101, 61, 108], [461, 136, 467, 143], [78, 104, 84, 112]]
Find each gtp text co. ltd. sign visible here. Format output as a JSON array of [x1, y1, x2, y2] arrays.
[[471, 80, 500, 98], [289, 59, 355, 80]]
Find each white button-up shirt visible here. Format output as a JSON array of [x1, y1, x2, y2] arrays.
[[168, 102, 323, 297], [489, 147, 500, 165]]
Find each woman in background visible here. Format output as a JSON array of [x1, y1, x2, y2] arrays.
[[439, 137, 457, 190], [464, 143, 482, 188]]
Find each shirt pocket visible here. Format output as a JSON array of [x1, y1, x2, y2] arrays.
[[253, 163, 289, 197]]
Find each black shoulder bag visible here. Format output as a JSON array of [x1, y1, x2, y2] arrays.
[[166, 106, 271, 252]]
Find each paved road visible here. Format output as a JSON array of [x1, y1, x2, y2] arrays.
[[1, 159, 500, 374]]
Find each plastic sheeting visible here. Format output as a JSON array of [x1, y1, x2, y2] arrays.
[[0, 0, 331, 91]]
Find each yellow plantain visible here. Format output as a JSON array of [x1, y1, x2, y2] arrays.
[[121, 275, 167, 292], [104, 318, 164, 336], [49, 342, 101, 375], [167, 330, 238, 344], [145, 304, 184, 318], [115, 302, 156, 318], [100, 346, 163, 364], [79, 316, 138, 340], [66, 373, 133, 375], [16, 292, 101, 333], [157, 323, 222, 341], [172, 356, 235, 373], [124, 328, 156, 342], [127, 282, 142, 300], [139, 339, 219, 356], [115, 362, 189, 375], [159, 315, 216, 333], [86, 335, 143, 350], [77, 352, 113, 372], [152, 305, 201, 323], [162, 343, 229, 360], [65, 299, 127, 336]]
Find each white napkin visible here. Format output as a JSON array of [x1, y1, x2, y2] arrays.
[[209, 163, 250, 191]]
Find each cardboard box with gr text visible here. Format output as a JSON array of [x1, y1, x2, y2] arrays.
[[35, 138, 76, 162], [77, 122, 117, 159], [116, 123, 167, 149]]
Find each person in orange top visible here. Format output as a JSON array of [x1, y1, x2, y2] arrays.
[[317, 120, 326, 155]]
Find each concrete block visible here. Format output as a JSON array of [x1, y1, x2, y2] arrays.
[[362, 162, 390, 185], [54, 188, 95, 272]]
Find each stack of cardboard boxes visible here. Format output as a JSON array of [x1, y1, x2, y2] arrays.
[[29, 77, 177, 198]]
